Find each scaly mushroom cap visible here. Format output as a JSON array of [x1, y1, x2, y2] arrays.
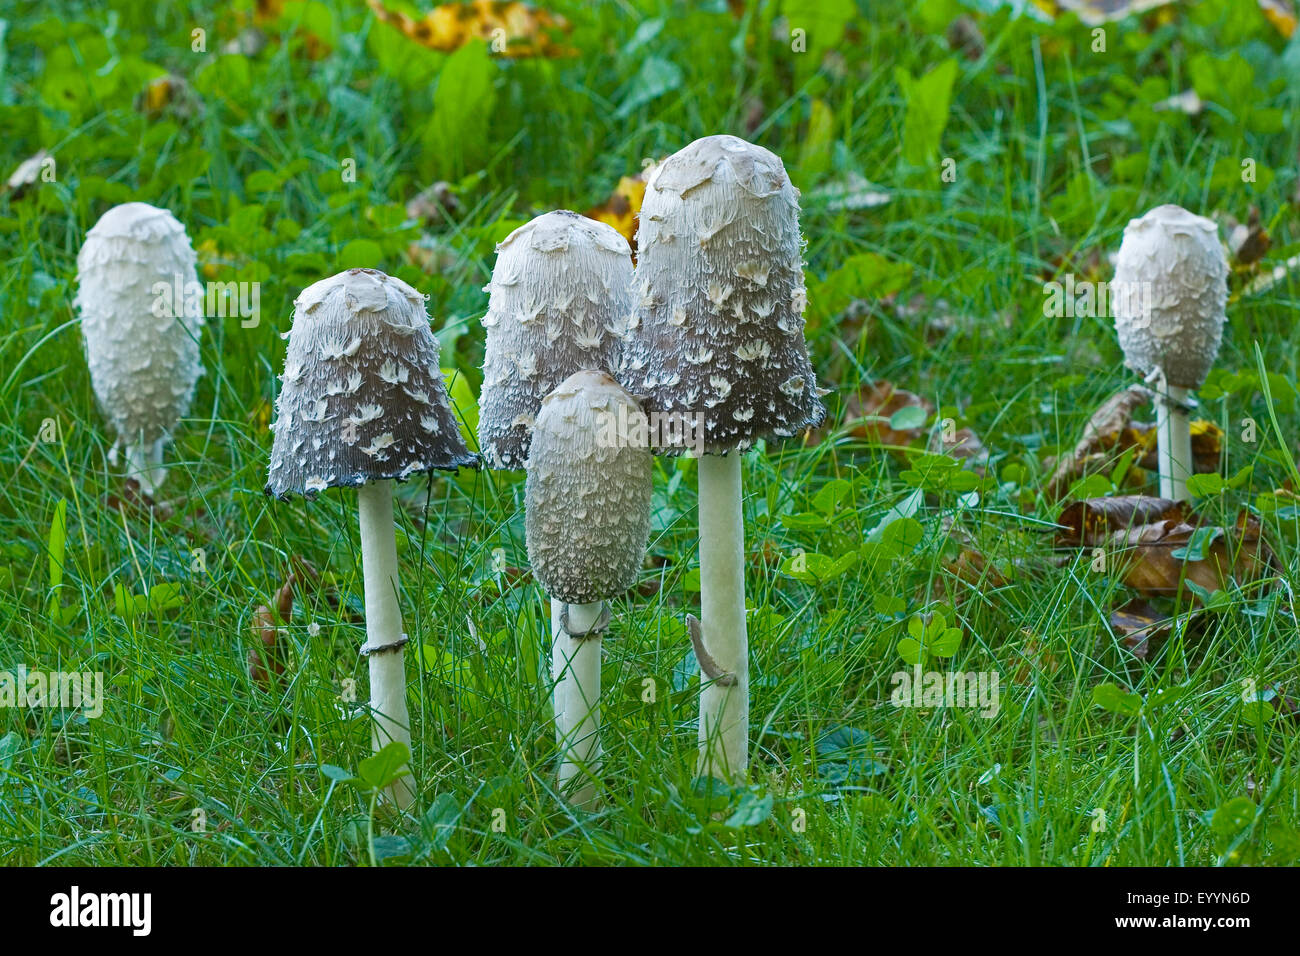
[[266, 268, 478, 498], [75, 202, 204, 447], [1113, 204, 1228, 388], [621, 134, 825, 454], [525, 370, 652, 605], [478, 210, 635, 469]]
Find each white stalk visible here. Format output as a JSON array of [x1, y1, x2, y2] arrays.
[[123, 438, 167, 496], [696, 453, 748, 781], [357, 479, 415, 810], [1155, 377, 1193, 502], [551, 597, 603, 808]]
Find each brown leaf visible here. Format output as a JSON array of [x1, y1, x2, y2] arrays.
[[843, 380, 933, 454], [928, 424, 988, 473], [367, 0, 576, 58], [946, 15, 985, 60], [134, 75, 203, 119], [1228, 206, 1271, 266], [1057, 495, 1184, 547], [406, 181, 461, 224], [1109, 512, 1270, 601], [248, 565, 319, 690], [1109, 598, 1171, 659], [1048, 385, 1154, 498]]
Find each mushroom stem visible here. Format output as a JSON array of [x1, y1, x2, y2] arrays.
[[357, 479, 415, 810], [696, 453, 748, 782], [123, 439, 167, 496], [551, 597, 603, 808], [1154, 381, 1193, 502]]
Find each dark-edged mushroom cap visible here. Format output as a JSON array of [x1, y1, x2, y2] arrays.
[[1113, 203, 1228, 389], [478, 210, 635, 469], [621, 134, 825, 454], [266, 268, 478, 498], [525, 369, 652, 605]]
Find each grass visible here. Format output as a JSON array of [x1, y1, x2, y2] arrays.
[[1, 0, 1298, 866]]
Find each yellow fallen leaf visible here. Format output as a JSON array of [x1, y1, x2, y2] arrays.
[[367, 0, 575, 58]]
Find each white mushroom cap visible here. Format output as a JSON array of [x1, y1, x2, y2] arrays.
[[76, 202, 204, 448], [478, 210, 634, 469], [525, 370, 652, 605], [1113, 203, 1229, 388], [621, 134, 825, 454], [266, 268, 478, 498]]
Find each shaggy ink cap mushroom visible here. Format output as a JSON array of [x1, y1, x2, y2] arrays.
[[1113, 204, 1229, 389], [622, 134, 826, 454], [76, 202, 204, 452], [479, 210, 635, 469], [525, 370, 652, 606], [266, 268, 478, 498]]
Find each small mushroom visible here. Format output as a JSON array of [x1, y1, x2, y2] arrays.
[[478, 210, 635, 469], [622, 135, 826, 781], [76, 202, 205, 495], [266, 268, 478, 809], [525, 370, 652, 807], [1113, 204, 1228, 501]]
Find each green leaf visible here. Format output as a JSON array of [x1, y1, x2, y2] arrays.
[[897, 637, 923, 666], [889, 405, 929, 431], [614, 56, 682, 119], [724, 790, 774, 828], [443, 367, 479, 446], [320, 764, 358, 784], [338, 239, 383, 270], [1171, 526, 1223, 562], [1210, 797, 1256, 837], [1092, 683, 1143, 717], [812, 478, 852, 516], [1185, 473, 1226, 498], [897, 58, 959, 167], [930, 627, 962, 657], [357, 741, 410, 790], [807, 253, 912, 327], [423, 40, 498, 176]]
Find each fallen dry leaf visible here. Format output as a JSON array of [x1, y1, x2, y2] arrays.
[[842, 380, 933, 453], [406, 181, 461, 224], [1259, 0, 1298, 38], [1057, 495, 1184, 547], [1048, 385, 1221, 498], [135, 75, 203, 119], [367, 0, 575, 58], [1109, 598, 1172, 659], [1109, 511, 1270, 601]]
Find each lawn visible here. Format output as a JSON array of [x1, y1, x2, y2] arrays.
[[1, 0, 1298, 866]]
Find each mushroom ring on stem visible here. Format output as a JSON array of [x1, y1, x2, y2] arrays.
[[1113, 204, 1228, 501], [266, 268, 478, 809], [622, 134, 826, 782], [76, 202, 205, 496], [526, 370, 652, 808]]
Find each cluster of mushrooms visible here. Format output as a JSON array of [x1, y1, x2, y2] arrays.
[[75, 134, 1229, 810]]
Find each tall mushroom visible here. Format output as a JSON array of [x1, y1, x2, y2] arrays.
[[76, 202, 204, 495], [622, 135, 826, 782], [478, 210, 635, 469], [266, 268, 477, 809], [525, 370, 652, 807], [1113, 204, 1228, 502]]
